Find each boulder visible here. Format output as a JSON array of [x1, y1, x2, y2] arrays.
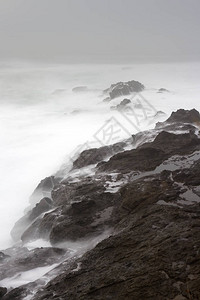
[[104, 80, 144, 99], [156, 108, 200, 128], [157, 88, 170, 93]]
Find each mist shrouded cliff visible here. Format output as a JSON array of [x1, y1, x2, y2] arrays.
[[0, 61, 200, 299], [0, 62, 200, 249]]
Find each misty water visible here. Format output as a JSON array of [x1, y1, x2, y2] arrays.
[[0, 61, 200, 250]]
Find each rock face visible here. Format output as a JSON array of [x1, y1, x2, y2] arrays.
[[98, 130, 200, 173], [20, 177, 119, 245], [11, 175, 60, 242], [156, 108, 200, 128], [73, 142, 126, 169], [11, 197, 53, 242], [104, 80, 144, 100], [1, 108, 200, 299]]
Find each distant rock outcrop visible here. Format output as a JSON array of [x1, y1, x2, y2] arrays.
[[104, 80, 144, 100], [157, 87, 170, 93]]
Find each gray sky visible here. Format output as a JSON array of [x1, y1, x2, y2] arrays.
[[0, 0, 200, 63]]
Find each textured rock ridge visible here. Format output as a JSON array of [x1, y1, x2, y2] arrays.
[[1, 108, 200, 300]]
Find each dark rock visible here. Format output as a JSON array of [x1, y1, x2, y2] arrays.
[[49, 188, 117, 244], [11, 175, 60, 242], [173, 159, 200, 186], [3, 287, 27, 300], [98, 131, 200, 173], [157, 88, 170, 93], [28, 197, 53, 222], [11, 197, 53, 242], [5, 108, 200, 299], [104, 80, 144, 99], [29, 176, 60, 205], [118, 98, 131, 106], [73, 142, 126, 169], [98, 147, 166, 173], [32, 170, 200, 300], [20, 210, 58, 243], [140, 130, 200, 155], [0, 287, 7, 298], [166, 108, 200, 124], [156, 108, 200, 128], [20, 176, 119, 244]]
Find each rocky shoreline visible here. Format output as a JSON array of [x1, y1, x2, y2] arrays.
[[0, 108, 200, 299]]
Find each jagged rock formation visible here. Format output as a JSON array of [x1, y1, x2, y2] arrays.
[[1, 108, 200, 300], [104, 80, 144, 100], [156, 108, 200, 128]]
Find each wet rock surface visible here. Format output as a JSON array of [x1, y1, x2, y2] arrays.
[[1, 109, 200, 299], [20, 176, 120, 244], [11, 197, 53, 243], [73, 142, 126, 169], [32, 166, 200, 300], [98, 130, 200, 173]]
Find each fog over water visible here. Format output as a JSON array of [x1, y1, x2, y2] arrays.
[[0, 61, 200, 249]]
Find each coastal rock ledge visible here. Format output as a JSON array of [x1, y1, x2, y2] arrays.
[[1, 108, 200, 300]]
